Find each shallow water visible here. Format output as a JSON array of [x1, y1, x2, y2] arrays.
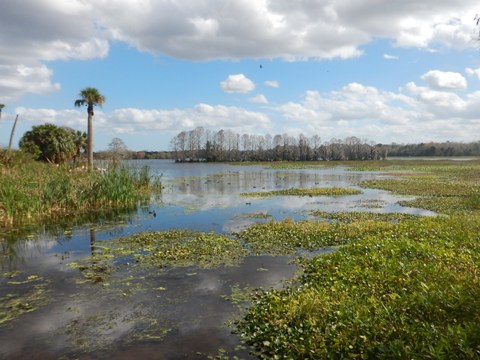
[[0, 160, 435, 359]]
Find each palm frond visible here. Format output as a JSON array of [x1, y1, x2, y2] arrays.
[[74, 99, 86, 107]]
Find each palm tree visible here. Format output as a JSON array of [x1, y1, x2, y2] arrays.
[[74, 87, 105, 169], [71, 130, 87, 167]]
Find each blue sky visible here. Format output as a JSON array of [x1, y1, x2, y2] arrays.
[[1, 0, 479, 151]]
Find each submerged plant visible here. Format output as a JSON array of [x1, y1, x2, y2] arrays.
[[0, 272, 50, 326], [69, 230, 248, 284]]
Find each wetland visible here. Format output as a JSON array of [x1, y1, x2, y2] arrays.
[[1, 159, 479, 359]]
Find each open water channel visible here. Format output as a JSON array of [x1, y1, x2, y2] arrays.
[[0, 160, 435, 359]]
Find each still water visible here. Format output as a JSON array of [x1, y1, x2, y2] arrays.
[[0, 160, 434, 359]]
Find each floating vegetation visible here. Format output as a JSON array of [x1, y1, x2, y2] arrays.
[[265, 162, 327, 170], [351, 198, 386, 208], [347, 158, 480, 171], [360, 178, 478, 197], [309, 210, 421, 224], [0, 272, 50, 326], [241, 187, 361, 198], [235, 211, 273, 220], [236, 214, 480, 359], [112, 230, 247, 269], [236, 217, 393, 256], [69, 230, 248, 284], [62, 307, 172, 353], [68, 260, 113, 285], [361, 177, 480, 215], [235, 160, 480, 358], [223, 284, 258, 311]]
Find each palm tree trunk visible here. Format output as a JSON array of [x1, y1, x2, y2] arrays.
[[87, 108, 93, 169], [8, 114, 19, 152]]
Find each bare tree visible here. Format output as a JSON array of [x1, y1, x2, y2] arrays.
[[108, 137, 128, 164]]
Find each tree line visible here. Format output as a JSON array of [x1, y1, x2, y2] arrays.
[[385, 141, 480, 157], [170, 127, 388, 162], [171, 128, 480, 162]]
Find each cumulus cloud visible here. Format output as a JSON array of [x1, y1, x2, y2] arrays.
[[249, 94, 269, 104], [265, 80, 280, 88], [220, 74, 255, 93], [16, 103, 272, 137], [0, 64, 61, 102], [96, 0, 477, 60], [421, 70, 467, 90], [273, 77, 480, 144], [13, 68, 480, 148], [0, 0, 108, 101], [1, 0, 478, 100]]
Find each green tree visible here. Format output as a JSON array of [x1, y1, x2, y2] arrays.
[[19, 124, 76, 164], [71, 130, 87, 166], [74, 87, 106, 169]]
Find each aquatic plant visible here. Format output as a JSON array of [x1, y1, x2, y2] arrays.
[[241, 187, 361, 198], [236, 217, 394, 255], [69, 230, 248, 284], [236, 214, 480, 359], [309, 210, 420, 224], [0, 272, 50, 325], [235, 161, 480, 358]]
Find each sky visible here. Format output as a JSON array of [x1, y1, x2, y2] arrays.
[[1, 0, 480, 152]]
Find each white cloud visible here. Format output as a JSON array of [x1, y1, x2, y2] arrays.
[[13, 69, 480, 148], [15, 104, 272, 138], [0, 64, 60, 102], [265, 80, 280, 88], [220, 74, 255, 93], [0, 0, 108, 101], [383, 54, 399, 60], [466, 67, 480, 80], [249, 94, 269, 104], [15, 107, 86, 129], [1, 0, 479, 101], [273, 75, 480, 144], [421, 70, 467, 90]]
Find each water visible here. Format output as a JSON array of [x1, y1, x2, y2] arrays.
[[0, 160, 435, 359]]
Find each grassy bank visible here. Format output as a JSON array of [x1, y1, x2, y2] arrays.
[[0, 151, 160, 226], [236, 160, 480, 359]]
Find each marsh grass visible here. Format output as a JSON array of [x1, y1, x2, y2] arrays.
[[0, 155, 160, 226]]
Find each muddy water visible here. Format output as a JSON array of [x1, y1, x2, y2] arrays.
[[0, 161, 435, 359]]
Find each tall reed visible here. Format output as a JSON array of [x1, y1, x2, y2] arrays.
[[0, 153, 160, 226]]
